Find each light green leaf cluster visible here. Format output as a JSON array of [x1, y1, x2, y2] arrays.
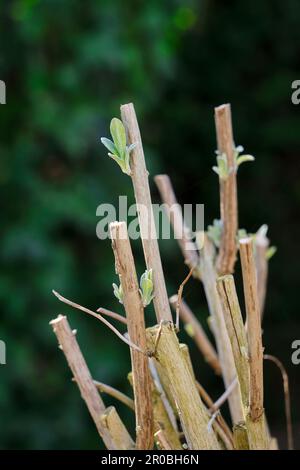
[[212, 145, 255, 179], [139, 269, 154, 307], [207, 219, 223, 248], [112, 282, 123, 304], [101, 118, 136, 175]]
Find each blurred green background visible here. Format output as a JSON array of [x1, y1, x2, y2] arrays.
[[1, 0, 300, 449]]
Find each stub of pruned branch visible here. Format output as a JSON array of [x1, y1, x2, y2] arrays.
[[110, 221, 154, 450], [214, 104, 238, 275], [49, 315, 134, 450], [120, 103, 172, 323]]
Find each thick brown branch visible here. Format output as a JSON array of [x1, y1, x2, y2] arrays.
[[239, 238, 264, 422], [120, 103, 172, 322], [214, 104, 238, 275], [110, 221, 154, 450], [49, 315, 133, 450]]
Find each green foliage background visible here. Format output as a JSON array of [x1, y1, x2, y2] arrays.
[[0, 0, 299, 449]]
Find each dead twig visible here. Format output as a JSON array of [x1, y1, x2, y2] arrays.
[[93, 380, 135, 411], [264, 354, 293, 450], [97, 307, 128, 325], [175, 266, 194, 330], [52, 290, 145, 355]]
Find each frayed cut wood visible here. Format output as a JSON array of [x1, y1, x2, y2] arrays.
[[120, 103, 172, 322], [100, 406, 135, 450], [170, 295, 221, 374], [110, 221, 154, 450], [147, 321, 221, 450], [214, 104, 238, 275], [49, 315, 133, 450]]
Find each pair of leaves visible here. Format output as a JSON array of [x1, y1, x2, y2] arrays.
[[212, 145, 255, 179], [101, 118, 136, 175], [112, 269, 154, 308]]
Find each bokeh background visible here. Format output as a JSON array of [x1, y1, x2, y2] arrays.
[[1, 0, 300, 449]]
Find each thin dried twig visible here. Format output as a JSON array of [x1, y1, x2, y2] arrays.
[[239, 238, 264, 422], [110, 221, 154, 450], [49, 315, 133, 450], [93, 380, 135, 411], [52, 290, 144, 355], [214, 104, 238, 275], [175, 266, 194, 330], [210, 378, 238, 413], [264, 354, 293, 450], [97, 307, 128, 325], [154, 174, 200, 275], [169, 295, 221, 374], [120, 103, 172, 322]]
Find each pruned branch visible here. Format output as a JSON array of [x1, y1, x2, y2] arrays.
[[239, 238, 264, 422], [169, 295, 221, 374], [110, 221, 154, 450], [49, 315, 133, 450], [120, 103, 172, 322], [197, 233, 244, 424], [254, 226, 270, 318], [214, 104, 238, 275]]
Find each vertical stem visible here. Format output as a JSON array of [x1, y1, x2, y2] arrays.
[[214, 104, 238, 275], [50, 315, 133, 450], [110, 221, 154, 449], [120, 103, 172, 322], [198, 234, 244, 424], [254, 229, 269, 318], [217, 275, 249, 407], [239, 238, 264, 422]]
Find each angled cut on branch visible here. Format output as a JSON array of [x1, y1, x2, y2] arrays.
[[154, 174, 200, 275], [110, 221, 154, 450], [214, 104, 238, 275], [169, 295, 221, 374], [49, 315, 133, 450], [120, 103, 172, 322]]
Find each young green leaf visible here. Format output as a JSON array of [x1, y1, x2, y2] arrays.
[[110, 118, 126, 157], [113, 282, 123, 304], [139, 269, 154, 307]]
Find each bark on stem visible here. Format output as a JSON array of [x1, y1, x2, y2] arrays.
[[197, 233, 244, 424], [50, 315, 133, 450], [110, 221, 153, 449], [239, 238, 264, 422], [214, 104, 238, 275], [120, 103, 172, 322]]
